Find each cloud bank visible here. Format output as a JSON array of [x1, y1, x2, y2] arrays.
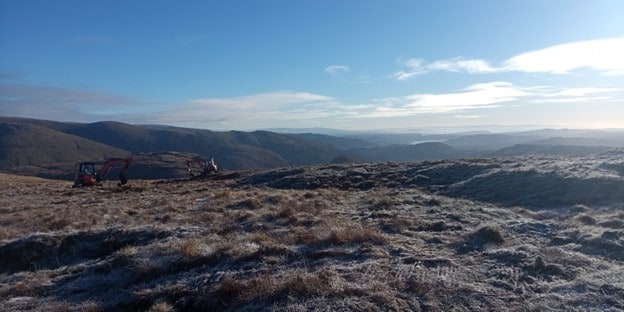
[[394, 37, 624, 80], [2, 81, 620, 129], [368, 83, 620, 118], [133, 91, 340, 129], [504, 38, 624, 75], [0, 83, 142, 121], [161, 84, 620, 128]]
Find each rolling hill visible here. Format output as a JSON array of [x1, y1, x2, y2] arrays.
[[0, 121, 128, 168], [1, 116, 623, 182], [0, 117, 347, 172]]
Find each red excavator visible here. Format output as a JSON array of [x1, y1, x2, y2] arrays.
[[186, 157, 217, 179], [73, 158, 133, 187]]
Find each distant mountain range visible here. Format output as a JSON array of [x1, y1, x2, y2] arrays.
[[0, 117, 345, 171], [270, 126, 624, 150], [1, 116, 622, 180]]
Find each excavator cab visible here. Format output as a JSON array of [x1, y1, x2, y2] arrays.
[[74, 162, 98, 187], [80, 162, 96, 174]]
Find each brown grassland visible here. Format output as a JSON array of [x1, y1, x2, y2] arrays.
[[1, 153, 624, 311]]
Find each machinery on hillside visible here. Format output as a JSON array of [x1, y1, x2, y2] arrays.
[[186, 157, 218, 179], [73, 158, 133, 187]]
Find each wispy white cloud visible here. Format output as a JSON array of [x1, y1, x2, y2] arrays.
[[0, 83, 143, 121], [394, 37, 624, 80], [362, 83, 622, 118], [138, 91, 339, 129], [324, 65, 351, 75], [365, 82, 526, 117], [544, 87, 622, 98], [528, 87, 621, 103], [404, 82, 526, 113], [324, 64, 371, 84], [530, 96, 613, 104], [429, 58, 497, 74], [394, 57, 497, 80], [189, 91, 332, 109]]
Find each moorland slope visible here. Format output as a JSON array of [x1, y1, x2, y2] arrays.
[[1, 152, 623, 311]]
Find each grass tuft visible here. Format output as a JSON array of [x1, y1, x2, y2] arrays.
[[324, 226, 386, 246], [147, 302, 175, 312], [598, 219, 624, 229], [280, 271, 332, 298], [576, 214, 596, 225], [458, 226, 505, 252]]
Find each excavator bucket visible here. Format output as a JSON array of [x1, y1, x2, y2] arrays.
[[119, 172, 128, 186]]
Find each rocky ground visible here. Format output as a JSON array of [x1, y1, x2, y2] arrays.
[[1, 151, 623, 311]]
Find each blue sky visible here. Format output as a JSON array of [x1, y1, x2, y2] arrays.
[[1, 0, 623, 131]]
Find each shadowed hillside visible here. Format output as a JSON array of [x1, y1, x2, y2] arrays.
[[0, 122, 128, 168], [295, 133, 379, 150], [0, 117, 346, 171], [348, 142, 468, 162], [61, 122, 345, 168]]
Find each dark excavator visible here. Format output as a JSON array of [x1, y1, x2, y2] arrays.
[[73, 158, 133, 187]]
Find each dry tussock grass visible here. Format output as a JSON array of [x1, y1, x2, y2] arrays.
[[323, 225, 386, 246], [1, 155, 624, 311], [147, 302, 175, 312]]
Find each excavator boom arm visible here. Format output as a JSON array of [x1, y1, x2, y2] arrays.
[[97, 158, 133, 184]]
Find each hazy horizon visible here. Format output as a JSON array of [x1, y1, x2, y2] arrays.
[[1, 1, 623, 131], [5, 114, 624, 136]]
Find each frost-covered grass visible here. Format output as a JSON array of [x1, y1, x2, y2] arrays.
[[1, 154, 623, 311]]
